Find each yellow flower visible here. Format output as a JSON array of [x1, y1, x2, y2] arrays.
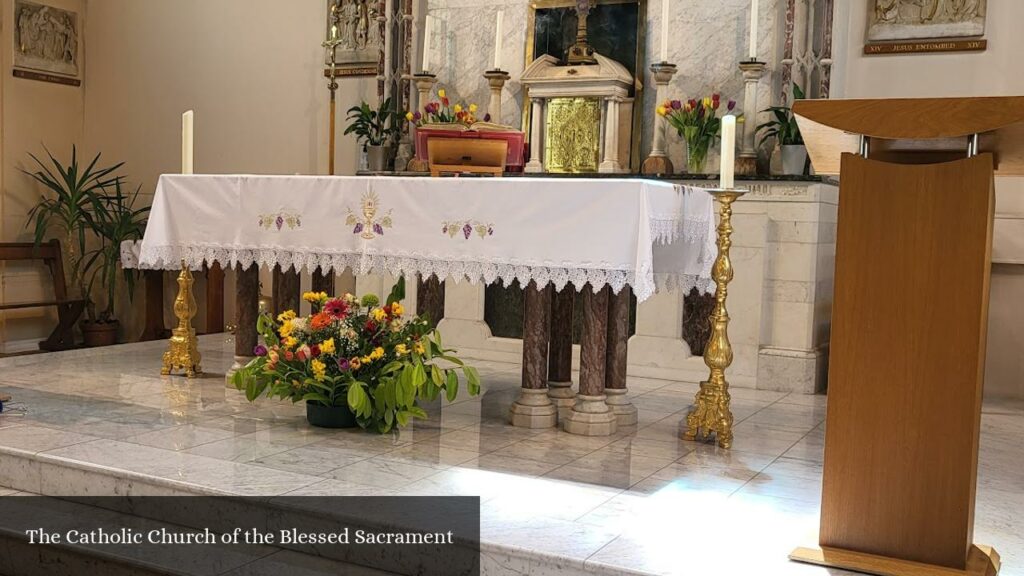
[[405, 111, 414, 121], [361, 355, 372, 364], [311, 359, 326, 382], [469, 104, 478, 113], [703, 97, 712, 108], [391, 302, 404, 316], [371, 308, 387, 322], [453, 104, 463, 113], [279, 320, 294, 338], [350, 357, 362, 370], [414, 342, 426, 355], [277, 310, 296, 323], [320, 338, 336, 355], [395, 343, 409, 356], [371, 347, 385, 360], [438, 89, 446, 98], [656, 106, 667, 117], [283, 336, 298, 349], [303, 291, 328, 305]]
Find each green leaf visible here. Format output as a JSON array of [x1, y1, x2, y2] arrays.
[[348, 382, 368, 413], [396, 410, 410, 427], [412, 361, 427, 388], [445, 376, 459, 403], [302, 392, 332, 405], [463, 365, 481, 396]]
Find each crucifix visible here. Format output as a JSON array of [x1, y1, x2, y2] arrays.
[[567, 0, 597, 65], [323, 2, 345, 175]]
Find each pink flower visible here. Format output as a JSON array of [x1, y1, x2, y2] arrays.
[[325, 298, 349, 319]]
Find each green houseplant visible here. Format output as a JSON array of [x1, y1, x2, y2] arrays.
[[756, 84, 808, 175], [344, 97, 400, 172], [232, 278, 481, 433], [79, 180, 150, 346]]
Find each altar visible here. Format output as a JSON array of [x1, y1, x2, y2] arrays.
[[131, 174, 719, 438]]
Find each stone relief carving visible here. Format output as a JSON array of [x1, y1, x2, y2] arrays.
[[14, 0, 79, 77], [868, 0, 986, 41], [325, 0, 382, 75]]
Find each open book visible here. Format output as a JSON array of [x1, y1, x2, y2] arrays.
[[418, 121, 521, 133]]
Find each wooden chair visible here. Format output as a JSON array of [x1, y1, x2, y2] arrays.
[[428, 138, 508, 177], [0, 239, 85, 352]]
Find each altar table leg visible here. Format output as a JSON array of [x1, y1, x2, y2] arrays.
[[312, 268, 335, 296], [227, 263, 260, 387], [563, 284, 618, 436], [605, 286, 637, 426], [139, 270, 170, 341], [510, 281, 557, 429], [547, 286, 576, 418], [272, 265, 301, 316], [417, 275, 445, 329], [205, 263, 225, 334]]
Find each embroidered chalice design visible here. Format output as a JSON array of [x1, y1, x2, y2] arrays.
[[346, 191, 393, 240]]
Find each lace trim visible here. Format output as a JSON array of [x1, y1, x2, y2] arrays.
[[650, 215, 713, 245], [136, 244, 715, 301]]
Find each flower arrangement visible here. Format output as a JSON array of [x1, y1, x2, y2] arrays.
[[231, 278, 481, 433], [405, 88, 485, 127], [658, 94, 737, 174]]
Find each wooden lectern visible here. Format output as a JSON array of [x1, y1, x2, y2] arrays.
[[788, 97, 1024, 576]]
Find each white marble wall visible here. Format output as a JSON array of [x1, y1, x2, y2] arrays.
[[425, 0, 782, 169]]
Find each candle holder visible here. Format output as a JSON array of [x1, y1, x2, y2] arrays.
[[737, 59, 766, 177], [683, 187, 746, 449], [642, 61, 678, 175], [407, 72, 438, 172], [161, 261, 202, 379], [483, 69, 510, 125]]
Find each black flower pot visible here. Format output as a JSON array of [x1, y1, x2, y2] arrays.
[[306, 402, 358, 429]]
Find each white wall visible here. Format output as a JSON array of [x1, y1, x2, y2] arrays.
[[831, 1, 1023, 398]]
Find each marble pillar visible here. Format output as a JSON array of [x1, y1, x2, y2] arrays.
[[408, 74, 438, 172], [738, 60, 766, 176], [599, 98, 621, 173], [484, 70, 510, 124], [272, 265, 301, 316], [642, 62, 678, 175], [564, 285, 617, 436], [227, 264, 260, 387], [547, 287, 575, 416], [525, 98, 545, 173], [510, 281, 558, 428], [605, 287, 637, 426]]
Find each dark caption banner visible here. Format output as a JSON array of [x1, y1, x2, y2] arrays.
[[0, 496, 480, 576]]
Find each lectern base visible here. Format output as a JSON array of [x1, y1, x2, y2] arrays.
[[790, 545, 1000, 576]]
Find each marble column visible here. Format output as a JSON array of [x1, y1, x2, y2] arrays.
[[483, 70, 510, 124], [510, 281, 557, 428], [563, 284, 617, 436], [738, 60, 766, 176], [227, 263, 260, 387], [272, 265, 301, 316], [525, 98, 545, 173], [642, 62, 678, 175], [605, 286, 637, 426], [547, 287, 575, 416], [407, 74, 438, 172], [312, 268, 335, 296], [599, 98, 621, 173]]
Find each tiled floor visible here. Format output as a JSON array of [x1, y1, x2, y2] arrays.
[[0, 334, 1021, 575]]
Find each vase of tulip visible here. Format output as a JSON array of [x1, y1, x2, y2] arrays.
[[659, 94, 736, 174]]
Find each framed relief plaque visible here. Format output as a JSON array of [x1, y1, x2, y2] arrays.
[[13, 0, 82, 86], [865, 0, 987, 55]]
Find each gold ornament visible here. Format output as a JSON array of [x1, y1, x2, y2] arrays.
[[161, 261, 202, 378], [545, 97, 601, 173], [684, 189, 746, 449]]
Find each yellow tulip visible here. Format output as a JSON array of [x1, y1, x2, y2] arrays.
[[405, 111, 414, 121], [469, 104, 478, 113], [454, 104, 463, 113], [657, 106, 667, 116], [438, 89, 446, 98]]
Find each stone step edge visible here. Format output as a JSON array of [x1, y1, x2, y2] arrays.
[[0, 445, 643, 576]]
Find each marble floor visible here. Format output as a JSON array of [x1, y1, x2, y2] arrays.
[[0, 335, 1021, 575]]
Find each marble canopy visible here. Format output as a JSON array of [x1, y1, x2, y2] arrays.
[[521, 53, 635, 174]]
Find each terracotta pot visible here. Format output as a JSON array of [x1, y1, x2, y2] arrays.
[[306, 401, 358, 429], [82, 320, 119, 347]]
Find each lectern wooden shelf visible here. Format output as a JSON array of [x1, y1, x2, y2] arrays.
[[787, 97, 1024, 576]]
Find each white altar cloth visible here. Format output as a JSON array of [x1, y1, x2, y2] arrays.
[[132, 175, 716, 302]]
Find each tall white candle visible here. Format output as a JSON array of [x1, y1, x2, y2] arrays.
[[748, 0, 759, 60], [421, 16, 432, 72], [660, 0, 670, 62], [182, 110, 194, 175], [720, 114, 736, 189], [493, 10, 504, 70]]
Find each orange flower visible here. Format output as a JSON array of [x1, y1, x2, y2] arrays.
[[311, 311, 332, 331]]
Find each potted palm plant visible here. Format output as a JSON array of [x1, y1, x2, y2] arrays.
[[80, 181, 150, 346], [756, 84, 808, 176], [344, 97, 400, 172], [24, 147, 124, 345]]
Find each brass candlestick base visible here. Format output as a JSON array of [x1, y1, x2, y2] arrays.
[[684, 188, 746, 449], [161, 261, 202, 378]]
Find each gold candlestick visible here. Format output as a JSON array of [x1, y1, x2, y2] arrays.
[[683, 188, 746, 449], [323, 4, 344, 175], [162, 261, 202, 378]]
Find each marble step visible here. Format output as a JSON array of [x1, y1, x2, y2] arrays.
[[0, 496, 402, 576], [0, 441, 640, 576]]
